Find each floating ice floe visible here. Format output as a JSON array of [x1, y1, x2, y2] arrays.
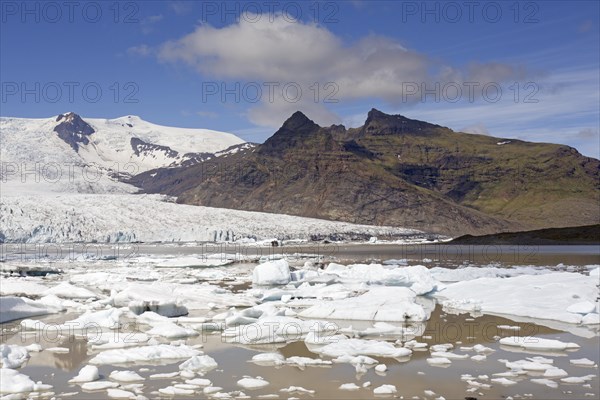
[[158, 385, 195, 396], [339, 383, 360, 390], [237, 377, 270, 390], [106, 388, 136, 398], [0, 344, 30, 369], [490, 377, 518, 385], [80, 380, 120, 391], [179, 355, 218, 373], [109, 370, 145, 382], [570, 358, 597, 367], [280, 386, 315, 394], [185, 378, 212, 387], [0, 368, 52, 394], [0, 296, 62, 323], [430, 266, 549, 283], [223, 316, 331, 344], [0, 279, 50, 297], [89, 344, 201, 365], [373, 384, 397, 394], [299, 287, 430, 322], [560, 375, 596, 383], [530, 378, 558, 388], [323, 263, 437, 295], [87, 332, 151, 350], [68, 365, 100, 383], [499, 336, 580, 351], [128, 300, 188, 318], [252, 260, 291, 285], [427, 357, 451, 365], [312, 337, 411, 358], [44, 282, 98, 299], [434, 272, 599, 325], [145, 321, 198, 339], [112, 281, 255, 312]]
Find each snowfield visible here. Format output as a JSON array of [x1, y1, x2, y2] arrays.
[[0, 193, 423, 243]]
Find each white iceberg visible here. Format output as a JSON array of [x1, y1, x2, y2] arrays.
[[252, 260, 291, 285]]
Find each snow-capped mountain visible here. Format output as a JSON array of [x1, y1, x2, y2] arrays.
[[0, 112, 245, 194]]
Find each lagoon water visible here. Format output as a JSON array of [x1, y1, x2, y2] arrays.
[[1, 244, 598, 399]]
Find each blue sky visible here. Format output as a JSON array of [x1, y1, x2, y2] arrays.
[[1, 0, 599, 157]]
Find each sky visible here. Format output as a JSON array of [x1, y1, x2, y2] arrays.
[[1, 0, 599, 157]]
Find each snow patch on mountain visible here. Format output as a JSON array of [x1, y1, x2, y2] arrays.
[[0, 113, 245, 195]]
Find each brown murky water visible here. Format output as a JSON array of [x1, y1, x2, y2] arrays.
[[2, 305, 599, 399]]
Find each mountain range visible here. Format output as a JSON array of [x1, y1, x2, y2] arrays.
[[131, 109, 600, 236]]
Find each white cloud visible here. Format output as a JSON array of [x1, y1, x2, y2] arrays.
[[152, 13, 528, 127]]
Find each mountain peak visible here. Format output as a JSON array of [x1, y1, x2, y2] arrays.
[[367, 108, 387, 119], [56, 111, 80, 123], [54, 112, 95, 152], [281, 111, 318, 131]]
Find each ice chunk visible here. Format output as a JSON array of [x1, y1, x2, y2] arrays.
[[491, 377, 518, 385], [68, 308, 123, 329], [0, 279, 49, 296], [158, 386, 195, 396], [128, 300, 188, 318], [88, 332, 150, 350], [561, 375, 596, 383], [314, 337, 411, 358], [44, 282, 98, 299], [373, 384, 397, 394], [570, 358, 596, 367], [0, 368, 52, 394], [185, 378, 212, 387], [146, 322, 198, 339], [299, 287, 429, 322], [179, 355, 218, 373], [0, 344, 29, 369], [324, 264, 437, 294], [252, 260, 291, 285], [434, 272, 599, 324], [109, 370, 144, 382], [237, 377, 270, 389], [427, 357, 451, 365], [531, 378, 558, 388], [499, 336, 580, 351], [375, 364, 387, 372], [430, 351, 468, 360], [89, 344, 201, 365], [68, 365, 100, 383], [0, 296, 60, 323], [107, 388, 136, 398], [544, 368, 568, 378], [250, 353, 285, 366], [80, 381, 119, 391], [339, 383, 360, 390], [280, 386, 315, 394], [223, 316, 321, 344]]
